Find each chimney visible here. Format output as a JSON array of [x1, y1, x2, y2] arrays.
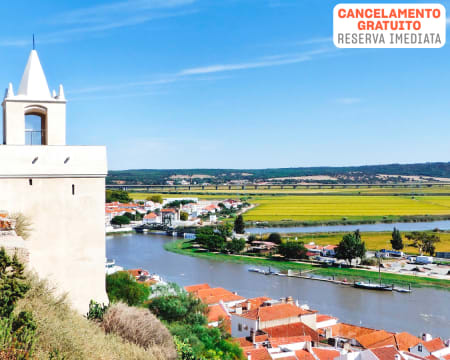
[[325, 327, 332, 339], [287, 296, 294, 305], [247, 301, 251, 311], [236, 306, 242, 315], [247, 353, 251, 360], [306, 340, 312, 352]]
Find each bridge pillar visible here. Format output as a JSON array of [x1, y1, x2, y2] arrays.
[[228, 185, 231, 190]]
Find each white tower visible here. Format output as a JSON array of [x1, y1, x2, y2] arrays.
[[0, 50, 108, 313]]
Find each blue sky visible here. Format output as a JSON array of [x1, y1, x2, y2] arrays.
[[0, 0, 449, 170]]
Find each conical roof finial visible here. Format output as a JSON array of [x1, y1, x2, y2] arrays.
[[17, 49, 51, 99]]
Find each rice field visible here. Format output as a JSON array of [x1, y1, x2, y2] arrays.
[[282, 231, 450, 254], [243, 195, 450, 222]]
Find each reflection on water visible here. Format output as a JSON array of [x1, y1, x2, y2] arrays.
[[106, 233, 450, 338]]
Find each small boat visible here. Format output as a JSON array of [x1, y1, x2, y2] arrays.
[[354, 282, 393, 291], [353, 258, 392, 291], [263, 267, 275, 275], [248, 268, 263, 273], [394, 288, 412, 293]]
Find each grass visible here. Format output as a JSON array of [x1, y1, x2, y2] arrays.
[[164, 239, 450, 290], [282, 231, 450, 254], [15, 276, 171, 360]]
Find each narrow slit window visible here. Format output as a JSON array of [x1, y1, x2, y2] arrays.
[[72, 184, 75, 195], [29, 179, 32, 186]]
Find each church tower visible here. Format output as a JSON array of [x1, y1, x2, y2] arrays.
[[0, 50, 108, 313]]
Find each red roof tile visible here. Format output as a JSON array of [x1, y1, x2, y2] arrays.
[[263, 322, 321, 342], [295, 349, 316, 360], [269, 336, 311, 348], [316, 314, 337, 323], [357, 330, 395, 349], [184, 283, 210, 292], [394, 332, 421, 351], [238, 303, 314, 322], [371, 346, 404, 360], [422, 338, 446, 353], [312, 348, 341, 360], [245, 347, 271, 360], [194, 287, 244, 305], [329, 323, 377, 340], [207, 304, 229, 323]]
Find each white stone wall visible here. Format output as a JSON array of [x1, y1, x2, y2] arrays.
[[0, 146, 108, 314]]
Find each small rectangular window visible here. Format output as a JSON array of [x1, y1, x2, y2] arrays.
[[72, 184, 75, 195], [29, 179, 32, 186], [238, 324, 242, 331]]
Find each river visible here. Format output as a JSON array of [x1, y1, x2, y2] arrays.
[[106, 233, 450, 338], [247, 220, 450, 235]]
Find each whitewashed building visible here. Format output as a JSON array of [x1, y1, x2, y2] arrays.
[[0, 49, 108, 313]]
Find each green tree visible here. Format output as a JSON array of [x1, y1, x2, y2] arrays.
[[180, 211, 189, 221], [268, 232, 282, 244], [217, 223, 233, 238], [233, 215, 245, 234], [111, 215, 131, 227], [105, 190, 132, 203], [195, 227, 226, 251], [226, 238, 246, 254], [278, 241, 307, 259], [405, 231, 440, 255], [335, 230, 366, 265], [147, 194, 163, 204], [390, 227, 404, 251], [106, 272, 150, 306]]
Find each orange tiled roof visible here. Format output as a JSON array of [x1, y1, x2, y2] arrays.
[[357, 330, 395, 349], [394, 332, 421, 351], [184, 283, 211, 292], [330, 323, 377, 340], [371, 346, 404, 360], [422, 338, 446, 353], [316, 314, 337, 323], [312, 348, 340, 360], [234, 337, 253, 350], [144, 213, 157, 219], [263, 322, 321, 342], [295, 350, 316, 360], [244, 348, 271, 360], [126, 269, 148, 278], [269, 335, 311, 348], [194, 287, 245, 305], [207, 304, 229, 323], [238, 303, 314, 322]]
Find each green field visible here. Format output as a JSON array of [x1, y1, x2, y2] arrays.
[[130, 192, 450, 224], [282, 231, 450, 254], [244, 195, 450, 222]]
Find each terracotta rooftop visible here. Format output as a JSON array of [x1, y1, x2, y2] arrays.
[[244, 347, 271, 360], [269, 335, 311, 348], [316, 314, 337, 323], [184, 283, 210, 293], [394, 332, 421, 351], [422, 338, 446, 353], [295, 349, 316, 360], [371, 346, 405, 360], [357, 330, 395, 349], [312, 348, 341, 360], [237, 303, 315, 322], [263, 322, 321, 342], [194, 287, 245, 305], [330, 323, 377, 340], [207, 304, 229, 323]]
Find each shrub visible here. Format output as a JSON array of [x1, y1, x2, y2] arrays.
[[268, 233, 281, 244], [16, 276, 169, 360], [86, 300, 108, 321], [102, 303, 177, 359], [10, 213, 32, 240], [106, 272, 150, 306]]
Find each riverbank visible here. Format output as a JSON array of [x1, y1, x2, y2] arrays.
[[164, 239, 450, 290]]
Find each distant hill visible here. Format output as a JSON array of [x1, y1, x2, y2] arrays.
[[107, 162, 450, 185]]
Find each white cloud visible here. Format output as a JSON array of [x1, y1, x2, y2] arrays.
[[178, 48, 333, 75], [335, 98, 361, 105], [0, 0, 197, 47]]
